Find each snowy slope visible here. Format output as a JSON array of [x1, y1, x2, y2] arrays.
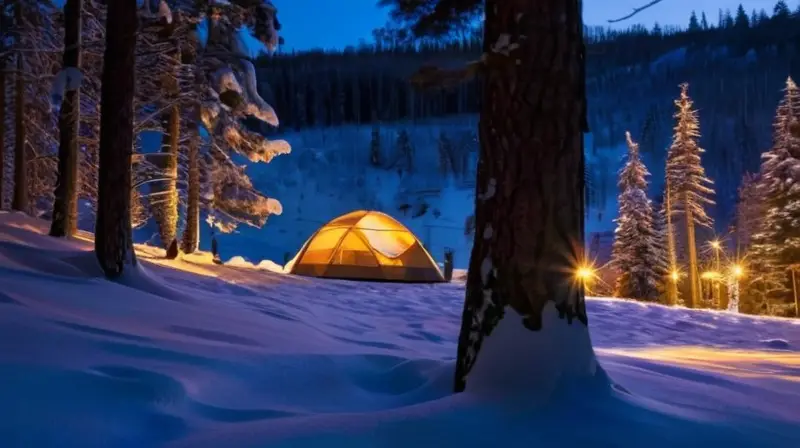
[[218, 118, 624, 269], [1, 212, 798, 447]]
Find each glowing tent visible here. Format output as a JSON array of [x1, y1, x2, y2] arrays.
[[287, 210, 445, 283]]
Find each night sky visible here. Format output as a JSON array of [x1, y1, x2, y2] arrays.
[[276, 0, 788, 51]]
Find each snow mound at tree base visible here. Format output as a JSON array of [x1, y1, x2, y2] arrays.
[[0, 212, 799, 447]]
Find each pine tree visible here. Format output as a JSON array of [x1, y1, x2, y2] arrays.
[[665, 83, 715, 308], [700, 11, 709, 29], [734, 4, 750, 28], [382, 0, 594, 396], [746, 77, 800, 315], [733, 172, 763, 254], [611, 132, 664, 300], [688, 11, 701, 31]]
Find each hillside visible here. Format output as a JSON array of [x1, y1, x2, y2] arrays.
[[180, 119, 619, 269], [254, 6, 800, 227]]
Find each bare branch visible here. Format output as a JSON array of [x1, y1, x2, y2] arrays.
[[607, 0, 666, 23]]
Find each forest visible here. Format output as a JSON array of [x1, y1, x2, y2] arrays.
[[1, 0, 290, 266]]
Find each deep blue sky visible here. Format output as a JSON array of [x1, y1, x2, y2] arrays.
[[276, 0, 789, 51]]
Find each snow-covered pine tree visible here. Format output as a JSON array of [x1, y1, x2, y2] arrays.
[[384, 0, 597, 396], [178, 0, 289, 251], [665, 82, 715, 308], [136, 0, 181, 254], [650, 194, 671, 301], [745, 76, 800, 316], [611, 131, 664, 300], [733, 172, 763, 254], [6, 1, 61, 215]]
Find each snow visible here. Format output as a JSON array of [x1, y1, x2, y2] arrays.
[[2, 212, 800, 446], [208, 121, 622, 271]]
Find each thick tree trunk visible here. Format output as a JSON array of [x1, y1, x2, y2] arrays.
[[95, 0, 138, 278], [453, 0, 591, 393], [684, 194, 699, 308], [181, 130, 200, 254], [50, 0, 82, 237], [12, 52, 26, 212], [151, 104, 180, 253]]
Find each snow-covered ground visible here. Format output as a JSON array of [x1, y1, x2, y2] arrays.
[[2, 211, 799, 447]]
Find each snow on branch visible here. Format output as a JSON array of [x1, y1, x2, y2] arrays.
[[49, 67, 83, 113]]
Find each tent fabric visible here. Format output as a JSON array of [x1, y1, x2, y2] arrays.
[[288, 210, 445, 283]]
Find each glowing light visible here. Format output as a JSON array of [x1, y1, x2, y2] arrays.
[[701, 271, 721, 280], [731, 264, 744, 278], [670, 271, 679, 282], [710, 240, 721, 250], [575, 266, 595, 281]]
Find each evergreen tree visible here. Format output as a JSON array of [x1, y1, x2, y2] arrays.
[[611, 132, 664, 300], [700, 11, 709, 29], [381, 0, 594, 396], [665, 83, 715, 308], [688, 11, 700, 32], [746, 77, 800, 315], [733, 172, 762, 254], [773, 1, 790, 19], [734, 4, 750, 28]]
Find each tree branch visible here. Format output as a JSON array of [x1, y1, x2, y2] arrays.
[[607, 0, 666, 23]]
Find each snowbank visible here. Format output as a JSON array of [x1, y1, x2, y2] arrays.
[[1, 212, 799, 447]]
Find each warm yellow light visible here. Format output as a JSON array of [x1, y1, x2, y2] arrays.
[[732, 264, 744, 278], [701, 271, 721, 280], [710, 240, 721, 250], [576, 266, 595, 281], [670, 271, 679, 282]]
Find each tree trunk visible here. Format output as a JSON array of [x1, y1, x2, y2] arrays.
[[50, 0, 82, 237], [181, 130, 200, 254], [684, 192, 699, 308], [12, 51, 26, 212], [453, 0, 593, 394], [94, 0, 138, 278], [151, 104, 180, 253], [665, 179, 678, 306], [0, 59, 5, 209]]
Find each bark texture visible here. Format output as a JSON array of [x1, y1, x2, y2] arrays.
[[453, 0, 587, 393], [50, 0, 82, 237], [181, 130, 200, 254], [151, 104, 180, 253], [95, 0, 138, 278]]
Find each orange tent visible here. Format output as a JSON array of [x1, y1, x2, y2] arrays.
[[287, 210, 445, 283]]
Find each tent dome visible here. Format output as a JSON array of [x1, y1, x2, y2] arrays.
[[287, 210, 445, 283]]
